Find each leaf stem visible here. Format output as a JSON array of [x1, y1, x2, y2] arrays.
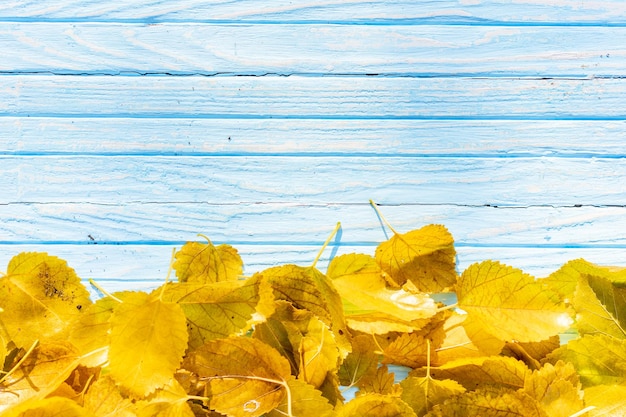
[[197, 233, 213, 245], [89, 279, 123, 303], [311, 222, 341, 269], [436, 303, 459, 312], [369, 200, 399, 235], [159, 247, 177, 301], [569, 406, 596, 417]]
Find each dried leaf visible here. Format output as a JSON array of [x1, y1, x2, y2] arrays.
[[0, 341, 80, 412], [337, 335, 379, 389], [400, 376, 465, 417], [258, 265, 350, 354], [458, 261, 572, 343], [375, 224, 456, 292], [358, 364, 402, 396], [383, 333, 438, 369], [108, 291, 189, 397], [161, 275, 274, 349], [339, 393, 416, 417], [522, 361, 583, 417], [174, 239, 243, 283], [426, 386, 547, 417], [0, 252, 91, 347], [184, 337, 291, 417], [83, 375, 135, 417], [266, 378, 336, 417], [413, 356, 530, 392], [502, 337, 560, 370]]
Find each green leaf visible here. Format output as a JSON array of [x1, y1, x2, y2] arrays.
[[573, 274, 626, 339]]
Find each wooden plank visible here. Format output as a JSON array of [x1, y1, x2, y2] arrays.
[[3, 156, 626, 206], [1, 203, 626, 246], [1, 1, 626, 23], [0, 245, 623, 291], [3, 76, 626, 118], [4, 118, 626, 157], [1, 23, 624, 77]]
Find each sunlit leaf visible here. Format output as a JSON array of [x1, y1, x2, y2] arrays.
[[573, 273, 626, 339], [0, 252, 92, 347], [184, 337, 291, 417], [0, 396, 87, 417], [400, 375, 465, 417], [83, 375, 135, 417], [541, 258, 606, 300], [337, 335, 379, 389], [161, 275, 274, 349], [266, 378, 336, 417], [375, 224, 457, 292], [108, 291, 189, 397], [133, 378, 195, 417], [522, 361, 583, 417], [329, 254, 439, 323], [412, 356, 530, 392], [458, 261, 572, 343], [0, 341, 80, 412], [584, 385, 626, 416], [258, 264, 351, 354], [339, 393, 416, 417], [547, 333, 626, 387], [426, 386, 547, 417], [174, 239, 243, 283]]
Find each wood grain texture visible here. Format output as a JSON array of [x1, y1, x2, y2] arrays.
[[4, 76, 626, 118], [1, 23, 623, 77], [2, 1, 626, 23], [4, 118, 625, 156], [3, 156, 626, 206]]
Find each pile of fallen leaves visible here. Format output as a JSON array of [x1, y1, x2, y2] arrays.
[[1, 204, 625, 416]]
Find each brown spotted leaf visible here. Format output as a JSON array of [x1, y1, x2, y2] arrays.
[[0, 252, 92, 347]]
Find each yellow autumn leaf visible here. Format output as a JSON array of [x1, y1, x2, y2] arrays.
[[184, 337, 290, 417], [457, 261, 572, 343], [132, 378, 195, 417], [374, 224, 457, 292], [358, 364, 402, 396], [426, 386, 547, 417], [573, 273, 626, 339], [541, 258, 607, 300], [547, 333, 626, 387], [298, 315, 340, 388], [0, 396, 87, 417], [382, 332, 438, 369], [82, 375, 135, 417], [266, 378, 336, 417], [329, 254, 439, 326], [160, 275, 274, 349], [400, 375, 465, 417], [413, 356, 530, 392], [0, 341, 80, 412], [0, 252, 92, 347], [174, 237, 243, 283], [338, 393, 416, 417], [337, 335, 379, 389], [258, 264, 351, 355], [522, 361, 583, 417], [502, 337, 560, 370], [108, 291, 189, 397], [584, 385, 626, 416]]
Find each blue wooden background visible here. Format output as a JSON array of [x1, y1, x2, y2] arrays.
[[2, 1, 626, 293]]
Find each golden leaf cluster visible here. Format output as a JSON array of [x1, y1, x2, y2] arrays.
[[1, 207, 625, 416]]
